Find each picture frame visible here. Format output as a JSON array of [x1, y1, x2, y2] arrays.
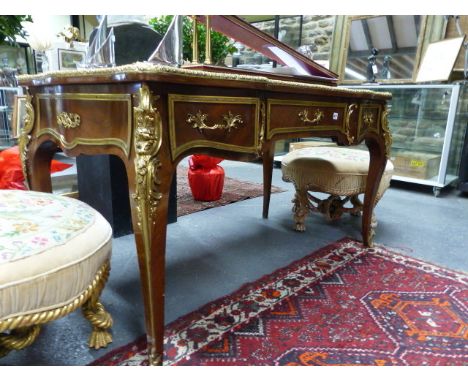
[[43, 42, 88, 72], [58, 48, 86, 70], [415, 37, 465, 82]]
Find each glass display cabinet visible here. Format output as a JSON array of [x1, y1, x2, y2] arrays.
[[0, 43, 35, 75], [0, 87, 23, 149], [349, 83, 467, 196], [454, 82, 468, 192]]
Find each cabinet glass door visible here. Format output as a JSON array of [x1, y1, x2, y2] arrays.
[[448, 84, 468, 184], [388, 86, 451, 182]]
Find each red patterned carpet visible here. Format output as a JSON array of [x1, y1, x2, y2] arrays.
[[91, 238, 467, 366]]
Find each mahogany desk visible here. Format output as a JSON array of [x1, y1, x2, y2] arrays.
[[19, 63, 392, 365]]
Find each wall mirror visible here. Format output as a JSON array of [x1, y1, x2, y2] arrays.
[[339, 16, 427, 83]]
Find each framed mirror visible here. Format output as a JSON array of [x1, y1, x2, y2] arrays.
[[338, 16, 428, 84]]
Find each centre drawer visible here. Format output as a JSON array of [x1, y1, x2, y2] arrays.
[[36, 93, 132, 157], [267, 99, 348, 139], [168, 94, 260, 159]]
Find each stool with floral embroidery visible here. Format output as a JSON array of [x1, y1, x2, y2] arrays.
[[0, 190, 113, 357]]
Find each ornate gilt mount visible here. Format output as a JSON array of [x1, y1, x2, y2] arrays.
[[18, 94, 35, 188], [298, 109, 324, 125], [187, 110, 243, 133], [57, 111, 81, 129], [363, 111, 374, 129], [381, 106, 393, 159], [257, 101, 266, 156], [132, 84, 163, 232], [344, 103, 357, 144]]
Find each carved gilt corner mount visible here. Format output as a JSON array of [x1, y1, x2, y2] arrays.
[[381, 107, 393, 159], [18, 94, 35, 189], [132, 84, 163, 233]]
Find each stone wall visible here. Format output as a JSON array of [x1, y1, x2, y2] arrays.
[[300, 15, 335, 60], [234, 15, 336, 66]]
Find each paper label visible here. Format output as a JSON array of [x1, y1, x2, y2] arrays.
[[410, 159, 425, 168]]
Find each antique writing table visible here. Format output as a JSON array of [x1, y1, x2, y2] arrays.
[[19, 63, 391, 365]]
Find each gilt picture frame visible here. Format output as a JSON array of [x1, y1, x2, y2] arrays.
[[335, 15, 429, 84], [57, 48, 86, 70]]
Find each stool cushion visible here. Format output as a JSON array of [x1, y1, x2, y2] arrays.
[[282, 147, 394, 196], [0, 190, 112, 320]]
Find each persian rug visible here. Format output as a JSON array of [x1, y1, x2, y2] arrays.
[[176, 167, 285, 217], [91, 238, 467, 366]]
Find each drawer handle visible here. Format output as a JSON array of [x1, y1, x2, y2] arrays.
[[298, 108, 324, 125], [57, 111, 81, 129], [187, 110, 243, 133]]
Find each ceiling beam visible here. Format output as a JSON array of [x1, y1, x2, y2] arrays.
[[361, 19, 374, 51], [386, 16, 398, 52], [414, 15, 421, 36], [348, 47, 416, 58]]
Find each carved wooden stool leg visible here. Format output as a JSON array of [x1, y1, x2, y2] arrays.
[[0, 325, 41, 357], [320, 195, 347, 221], [350, 194, 363, 216], [81, 261, 113, 349], [371, 212, 378, 228], [292, 188, 310, 232]]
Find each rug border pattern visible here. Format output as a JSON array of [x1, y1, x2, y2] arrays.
[[91, 237, 468, 366]]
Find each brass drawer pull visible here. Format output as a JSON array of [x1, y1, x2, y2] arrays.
[[298, 108, 324, 125], [187, 110, 243, 133], [57, 111, 81, 129]]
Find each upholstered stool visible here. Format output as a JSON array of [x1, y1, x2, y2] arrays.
[[0, 190, 113, 357], [281, 146, 394, 231]]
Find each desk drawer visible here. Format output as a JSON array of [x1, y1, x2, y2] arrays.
[[168, 94, 260, 159], [267, 99, 347, 139], [36, 93, 132, 157]]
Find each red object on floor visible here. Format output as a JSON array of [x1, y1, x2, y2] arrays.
[[188, 155, 225, 202], [91, 238, 468, 366], [0, 146, 72, 190]]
